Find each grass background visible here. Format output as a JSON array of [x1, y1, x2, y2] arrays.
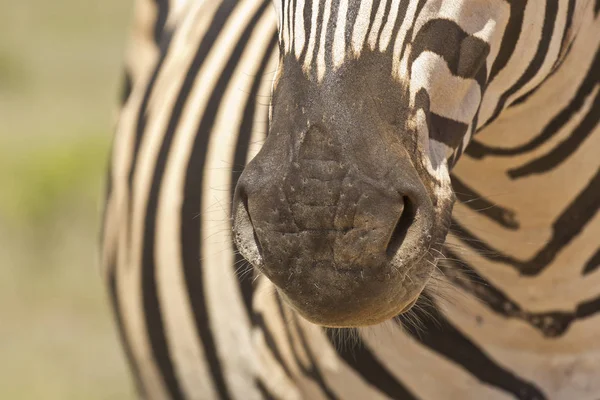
[[0, 1, 135, 398]]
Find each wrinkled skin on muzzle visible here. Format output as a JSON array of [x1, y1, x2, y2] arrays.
[[233, 52, 454, 327]]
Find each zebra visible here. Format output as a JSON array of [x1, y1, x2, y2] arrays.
[[101, 0, 600, 398]]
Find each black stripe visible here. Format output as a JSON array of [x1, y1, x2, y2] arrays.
[[323, 0, 340, 70], [554, 0, 576, 70], [519, 167, 600, 275], [375, 0, 394, 46], [509, 0, 577, 106], [119, 68, 133, 106], [402, 0, 443, 79], [274, 296, 338, 400], [290, 0, 297, 52], [487, 1, 527, 83], [385, 0, 410, 56], [466, 48, 600, 159], [100, 145, 114, 244], [508, 90, 600, 178], [285, 0, 291, 46], [325, 329, 417, 400], [410, 19, 490, 87], [107, 257, 148, 398], [153, 0, 170, 45], [141, 2, 245, 399], [143, 139, 186, 400], [400, 294, 548, 400], [451, 174, 519, 229], [113, 5, 172, 397], [484, 0, 560, 127], [413, 88, 469, 150], [582, 247, 600, 275], [440, 249, 575, 337], [126, 29, 174, 260], [254, 311, 295, 380], [452, 166, 600, 276], [231, 33, 279, 317], [429, 112, 469, 149], [449, 218, 524, 268], [576, 294, 600, 319], [292, 315, 339, 400], [282, 0, 289, 49], [366, 0, 383, 46], [179, 3, 272, 400], [298, 0, 313, 63], [400, 0, 428, 66], [344, 0, 360, 46], [256, 379, 277, 400]]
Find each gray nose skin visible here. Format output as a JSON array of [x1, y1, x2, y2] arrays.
[[233, 54, 437, 327]]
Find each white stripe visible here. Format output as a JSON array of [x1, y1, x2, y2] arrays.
[[303, 0, 322, 71], [283, 0, 291, 53], [378, 0, 402, 52], [254, 279, 303, 400], [124, 2, 227, 395], [392, 0, 419, 74], [273, 0, 283, 42], [410, 51, 482, 124], [201, 2, 275, 399], [442, 295, 600, 397], [506, 0, 569, 105], [452, 1, 510, 81], [409, 0, 441, 43], [332, 0, 349, 67], [360, 323, 514, 400], [108, 0, 191, 397], [351, 0, 374, 55], [293, 320, 391, 400], [478, 0, 546, 125], [294, 0, 307, 58], [114, 66, 172, 400], [253, 329, 303, 400], [127, 34, 177, 400], [367, 0, 389, 50], [165, 0, 194, 30], [154, 1, 229, 397], [144, 0, 266, 398]]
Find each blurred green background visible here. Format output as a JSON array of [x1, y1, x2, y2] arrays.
[[0, 1, 135, 398]]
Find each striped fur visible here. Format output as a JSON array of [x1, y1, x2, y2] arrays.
[[102, 0, 600, 398]]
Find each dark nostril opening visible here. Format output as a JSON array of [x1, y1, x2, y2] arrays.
[[386, 196, 415, 257], [240, 193, 264, 257], [233, 189, 264, 266]]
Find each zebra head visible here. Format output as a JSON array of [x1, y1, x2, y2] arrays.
[[233, 0, 512, 326]]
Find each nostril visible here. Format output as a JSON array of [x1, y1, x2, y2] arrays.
[[386, 196, 415, 257], [242, 195, 264, 255], [233, 191, 264, 266]]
